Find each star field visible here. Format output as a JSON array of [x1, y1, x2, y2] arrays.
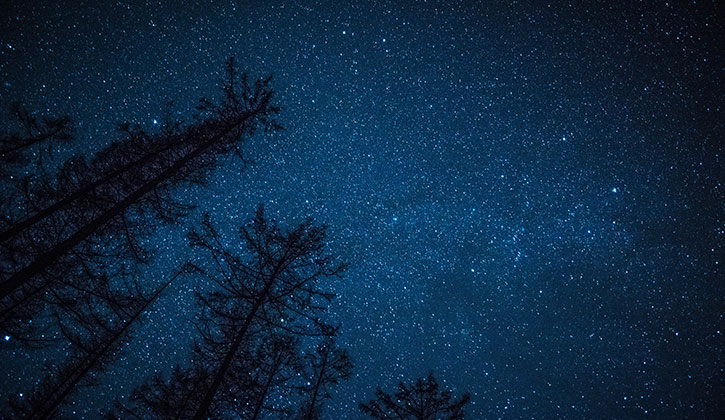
[[1, 1, 723, 418]]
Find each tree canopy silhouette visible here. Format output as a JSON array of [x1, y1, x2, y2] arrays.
[[2, 57, 360, 420], [4, 271, 182, 419], [360, 373, 471, 420], [0, 101, 74, 171], [295, 337, 353, 420], [119, 206, 349, 419], [0, 57, 281, 342]]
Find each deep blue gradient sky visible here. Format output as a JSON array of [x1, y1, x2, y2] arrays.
[[2, 1, 723, 418]]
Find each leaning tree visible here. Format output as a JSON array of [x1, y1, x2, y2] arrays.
[[0, 58, 281, 342], [295, 337, 353, 420], [120, 207, 349, 419]]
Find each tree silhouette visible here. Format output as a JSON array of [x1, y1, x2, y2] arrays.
[[360, 373, 471, 420], [0, 58, 281, 341], [125, 335, 304, 420], [0, 101, 74, 171], [0, 57, 368, 420], [121, 206, 348, 419], [0, 102, 74, 266], [244, 335, 303, 420], [296, 337, 353, 420], [4, 270, 182, 419]]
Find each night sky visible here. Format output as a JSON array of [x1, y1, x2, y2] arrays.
[[2, 1, 724, 418]]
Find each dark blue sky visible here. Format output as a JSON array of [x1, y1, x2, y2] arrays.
[[2, 1, 723, 418]]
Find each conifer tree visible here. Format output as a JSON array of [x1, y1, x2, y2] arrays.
[[4, 271, 182, 419], [360, 374, 471, 420], [0, 58, 280, 341], [0, 101, 73, 171], [123, 207, 347, 419], [296, 337, 353, 420]]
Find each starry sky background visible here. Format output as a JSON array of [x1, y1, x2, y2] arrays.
[[1, 0, 724, 418]]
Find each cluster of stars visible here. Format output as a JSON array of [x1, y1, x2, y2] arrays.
[[1, 0, 722, 418]]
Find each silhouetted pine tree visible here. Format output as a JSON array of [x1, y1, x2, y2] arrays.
[[120, 334, 305, 420], [0, 58, 280, 341], [3, 270, 182, 419], [360, 373, 471, 420], [0, 102, 74, 271], [121, 207, 347, 419], [0, 101, 73, 171], [243, 336, 302, 420], [295, 337, 353, 420]]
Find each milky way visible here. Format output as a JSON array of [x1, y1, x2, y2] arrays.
[[1, 1, 723, 418]]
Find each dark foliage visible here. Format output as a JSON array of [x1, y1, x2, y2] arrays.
[[3, 272, 180, 419], [295, 337, 353, 420], [120, 207, 349, 419], [0, 101, 74, 171], [360, 374, 471, 420], [0, 58, 281, 343], [2, 58, 358, 420]]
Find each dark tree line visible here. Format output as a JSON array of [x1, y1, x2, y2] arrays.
[[6, 272, 181, 419], [360, 373, 471, 420], [116, 207, 352, 419], [1, 59, 469, 419], [0, 58, 281, 345]]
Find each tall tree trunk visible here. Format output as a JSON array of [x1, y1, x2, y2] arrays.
[[0, 121, 239, 300], [30, 275, 176, 420], [191, 252, 288, 420], [305, 350, 328, 420], [0, 132, 185, 244], [250, 345, 285, 420]]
